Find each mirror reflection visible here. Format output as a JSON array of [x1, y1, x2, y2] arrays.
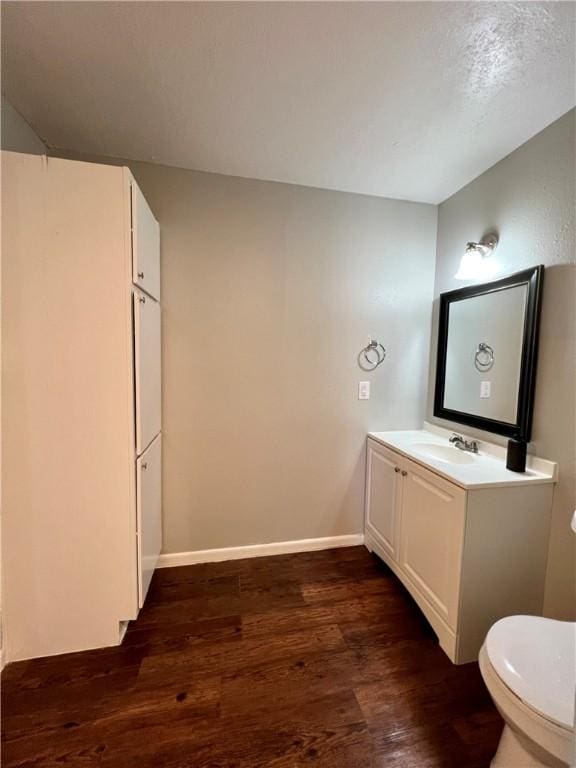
[[435, 265, 543, 440], [443, 285, 528, 423]]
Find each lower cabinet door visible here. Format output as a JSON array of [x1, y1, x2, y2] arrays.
[[399, 458, 466, 628], [137, 433, 162, 607], [365, 440, 403, 561]]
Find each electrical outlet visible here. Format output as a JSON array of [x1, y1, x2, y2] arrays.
[[480, 381, 491, 399], [358, 381, 370, 400]]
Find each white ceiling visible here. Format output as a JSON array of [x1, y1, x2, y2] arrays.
[[2, 1, 575, 204]]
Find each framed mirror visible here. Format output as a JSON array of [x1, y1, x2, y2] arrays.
[[434, 266, 544, 440]]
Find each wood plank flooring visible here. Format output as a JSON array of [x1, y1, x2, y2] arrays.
[[1, 547, 502, 767]]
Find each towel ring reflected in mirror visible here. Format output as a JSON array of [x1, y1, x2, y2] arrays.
[[474, 342, 494, 372], [358, 340, 386, 371]]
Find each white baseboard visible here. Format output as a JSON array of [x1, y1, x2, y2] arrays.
[[157, 534, 365, 569]]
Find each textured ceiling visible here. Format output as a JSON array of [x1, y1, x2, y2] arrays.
[[2, 1, 575, 203]]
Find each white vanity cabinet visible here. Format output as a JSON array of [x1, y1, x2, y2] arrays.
[[365, 433, 556, 664], [2, 151, 162, 662]]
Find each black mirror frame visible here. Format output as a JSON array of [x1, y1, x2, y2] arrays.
[[434, 265, 544, 442]]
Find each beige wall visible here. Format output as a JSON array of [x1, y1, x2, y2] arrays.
[[105, 162, 436, 553], [1, 95, 45, 154], [427, 109, 576, 619]]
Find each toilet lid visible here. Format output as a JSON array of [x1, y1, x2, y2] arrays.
[[486, 616, 576, 730]]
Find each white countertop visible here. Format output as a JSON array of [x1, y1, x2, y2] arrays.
[[367, 424, 558, 490]]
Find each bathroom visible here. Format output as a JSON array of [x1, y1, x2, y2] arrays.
[[1, 2, 575, 766]]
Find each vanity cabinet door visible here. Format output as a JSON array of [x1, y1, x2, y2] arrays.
[[365, 440, 403, 562], [399, 458, 466, 629]]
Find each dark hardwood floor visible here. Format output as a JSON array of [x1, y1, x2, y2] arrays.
[[1, 547, 502, 767]]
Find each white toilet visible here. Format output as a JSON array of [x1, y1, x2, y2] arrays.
[[479, 615, 575, 767]]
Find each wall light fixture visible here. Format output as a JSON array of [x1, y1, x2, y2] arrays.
[[455, 233, 499, 280]]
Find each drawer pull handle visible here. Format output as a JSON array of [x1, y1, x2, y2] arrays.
[[142, 462, 148, 470], [401, 470, 408, 477], [394, 467, 401, 473], [139, 296, 146, 304], [138, 271, 145, 279]]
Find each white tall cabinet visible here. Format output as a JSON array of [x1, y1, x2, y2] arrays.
[[2, 151, 162, 662]]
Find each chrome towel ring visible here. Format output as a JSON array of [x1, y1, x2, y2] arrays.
[[358, 340, 386, 371], [475, 342, 494, 371]]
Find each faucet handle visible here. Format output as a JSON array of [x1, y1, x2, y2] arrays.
[[449, 433, 463, 444]]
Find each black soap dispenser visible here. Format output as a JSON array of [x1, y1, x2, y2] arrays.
[[506, 438, 527, 473]]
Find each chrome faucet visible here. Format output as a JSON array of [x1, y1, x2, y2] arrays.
[[449, 433, 479, 453]]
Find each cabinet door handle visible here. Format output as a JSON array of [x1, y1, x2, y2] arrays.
[[139, 295, 146, 303], [394, 467, 401, 473], [401, 470, 408, 477], [138, 271, 145, 279], [141, 462, 148, 470]]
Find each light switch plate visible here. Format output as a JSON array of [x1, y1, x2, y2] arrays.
[[358, 381, 370, 400]]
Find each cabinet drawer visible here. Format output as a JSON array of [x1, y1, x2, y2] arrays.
[[399, 458, 466, 629], [134, 291, 161, 455], [132, 181, 160, 300], [137, 433, 162, 608]]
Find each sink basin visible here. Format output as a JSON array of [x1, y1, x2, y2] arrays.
[[368, 428, 558, 488], [411, 442, 476, 465]]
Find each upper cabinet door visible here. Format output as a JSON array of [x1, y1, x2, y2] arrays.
[[134, 291, 161, 455], [132, 181, 160, 300]]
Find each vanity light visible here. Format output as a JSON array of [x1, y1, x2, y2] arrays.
[[455, 234, 499, 280]]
